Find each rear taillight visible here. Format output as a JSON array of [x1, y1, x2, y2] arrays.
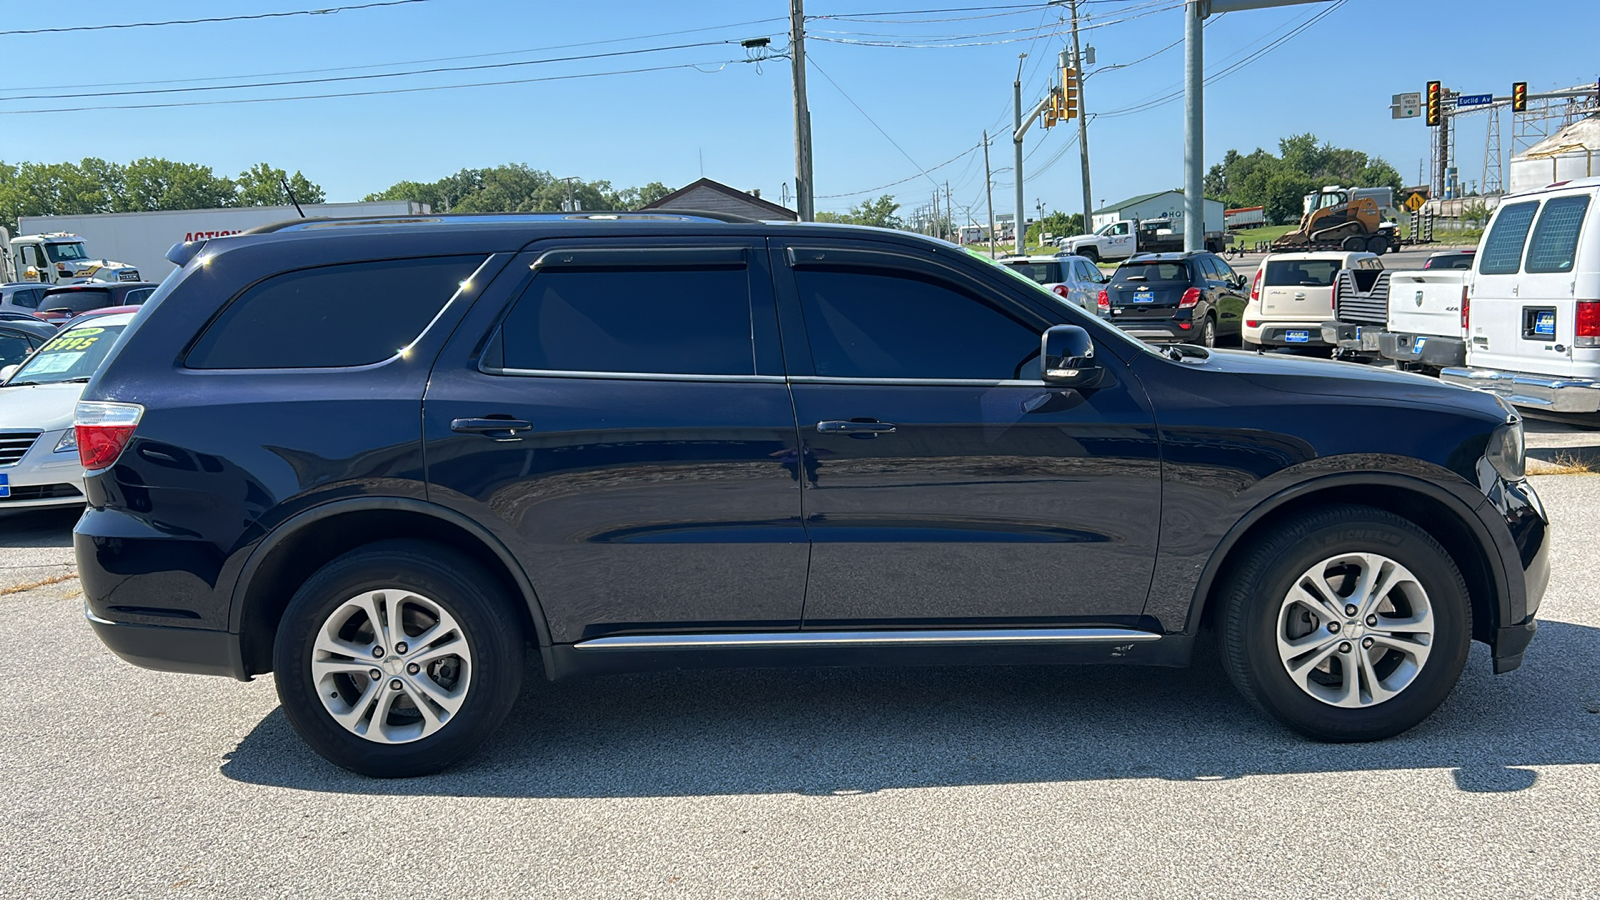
[[1052, 284, 1071, 298], [1179, 287, 1201, 309], [1097, 289, 1110, 313], [1251, 268, 1262, 302], [1576, 301, 1600, 348], [74, 401, 143, 470], [1461, 287, 1470, 330]]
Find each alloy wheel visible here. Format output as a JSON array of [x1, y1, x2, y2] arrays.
[[1274, 552, 1434, 708], [310, 589, 473, 744]]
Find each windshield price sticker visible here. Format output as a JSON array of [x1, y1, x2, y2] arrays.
[[22, 351, 85, 376]]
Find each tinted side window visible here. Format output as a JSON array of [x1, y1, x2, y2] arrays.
[[794, 267, 1039, 380], [498, 266, 754, 376], [187, 256, 481, 369], [124, 288, 155, 305], [1479, 201, 1539, 275], [1524, 195, 1590, 274], [0, 331, 32, 367]]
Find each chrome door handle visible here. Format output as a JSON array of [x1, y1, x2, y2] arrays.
[[817, 419, 897, 437], [451, 417, 533, 440]]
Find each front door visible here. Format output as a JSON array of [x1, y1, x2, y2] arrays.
[[772, 242, 1162, 630], [423, 241, 808, 643]]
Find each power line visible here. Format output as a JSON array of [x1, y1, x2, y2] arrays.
[[809, 57, 950, 195], [0, 16, 789, 94], [817, 141, 984, 199], [0, 39, 755, 103], [0, 59, 750, 116], [0, 0, 431, 37]]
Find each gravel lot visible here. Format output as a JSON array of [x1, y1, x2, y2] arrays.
[[3, 478, 1599, 898]]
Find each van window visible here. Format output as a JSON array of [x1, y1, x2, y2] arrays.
[[1264, 260, 1340, 287], [1479, 201, 1539, 275], [1524, 195, 1590, 274], [186, 256, 482, 369]]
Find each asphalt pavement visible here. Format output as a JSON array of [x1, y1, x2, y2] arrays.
[[3, 476, 1599, 898]]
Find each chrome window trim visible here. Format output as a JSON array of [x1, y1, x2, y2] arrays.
[[483, 367, 784, 383], [788, 375, 1042, 387], [573, 627, 1162, 651]]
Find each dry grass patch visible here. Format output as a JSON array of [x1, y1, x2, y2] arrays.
[[0, 572, 78, 596]]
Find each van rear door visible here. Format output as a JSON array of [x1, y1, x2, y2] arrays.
[[1469, 199, 1547, 375], [1470, 192, 1596, 379]]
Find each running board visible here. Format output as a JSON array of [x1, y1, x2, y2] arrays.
[[572, 627, 1162, 652]]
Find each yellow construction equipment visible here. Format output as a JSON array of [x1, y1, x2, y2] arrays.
[[1270, 186, 1400, 256]]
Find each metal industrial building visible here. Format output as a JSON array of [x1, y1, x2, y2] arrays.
[[1091, 189, 1225, 233]]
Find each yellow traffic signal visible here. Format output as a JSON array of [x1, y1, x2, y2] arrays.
[[1045, 87, 1059, 128], [1512, 82, 1528, 113], [1063, 68, 1079, 121], [1426, 81, 1441, 127]]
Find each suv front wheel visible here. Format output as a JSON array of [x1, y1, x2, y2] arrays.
[[272, 540, 524, 777], [1218, 505, 1471, 741]]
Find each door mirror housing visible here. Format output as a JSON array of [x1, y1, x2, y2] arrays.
[[0, 365, 16, 382], [1040, 325, 1103, 388]]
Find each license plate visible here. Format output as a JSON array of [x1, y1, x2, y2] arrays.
[[1133, 292, 1153, 303], [1534, 311, 1555, 337], [1285, 330, 1310, 343], [0, 473, 8, 498], [1414, 337, 1428, 351]]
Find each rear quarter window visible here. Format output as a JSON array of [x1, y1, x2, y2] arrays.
[[185, 256, 483, 369], [1523, 195, 1590, 274], [1479, 201, 1539, 275]]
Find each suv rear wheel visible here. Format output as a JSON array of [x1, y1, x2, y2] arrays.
[[1218, 505, 1470, 741], [1193, 315, 1216, 348], [272, 540, 524, 777]]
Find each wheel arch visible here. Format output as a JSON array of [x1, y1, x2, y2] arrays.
[[229, 498, 553, 679], [1187, 473, 1507, 648]]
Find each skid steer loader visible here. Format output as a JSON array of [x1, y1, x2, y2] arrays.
[[1270, 186, 1400, 255]]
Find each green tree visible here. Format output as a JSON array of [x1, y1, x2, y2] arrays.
[[849, 194, 903, 229], [365, 166, 679, 214], [235, 163, 326, 206], [1205, 135, 1405, 224], [120, 158, 236, 212]]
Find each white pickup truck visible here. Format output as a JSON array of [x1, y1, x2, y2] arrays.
[[1059, 217, 1224, 263], [1441, 176, 1600, 417], [1321, 253, 1469, 370]]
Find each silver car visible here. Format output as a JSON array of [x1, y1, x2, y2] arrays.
[[1001, 254, 1108, 314]]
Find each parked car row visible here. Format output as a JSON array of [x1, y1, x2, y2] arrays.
[[0, 279, 158, 324]]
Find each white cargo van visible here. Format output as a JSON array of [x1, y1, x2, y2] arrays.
[[1441, 177, 1600, 415]]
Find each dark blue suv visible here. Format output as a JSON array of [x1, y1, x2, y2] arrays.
[[76, 213, 1548, 777]]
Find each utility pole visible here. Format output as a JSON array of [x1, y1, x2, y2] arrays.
[[983, 130, 997, 257], [1437, 89, 1452, 198], [945, 181, 954, 241], [1013, 55, 1026, 254], [790, 0, 814, 221], [1067, 1, 1093, 234]]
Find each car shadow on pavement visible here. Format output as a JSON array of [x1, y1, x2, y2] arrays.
[[220, 620, 1600, 798], [0, 507, 80, 547]]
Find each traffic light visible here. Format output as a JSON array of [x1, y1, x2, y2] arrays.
[[1425, 81, 1442, 127], [1512, 82, 1528, 113], [1044, 87, 1060, 128], [1062, 67, 1079, 120]]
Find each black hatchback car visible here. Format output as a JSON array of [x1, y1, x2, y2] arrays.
[[1104, 251, 1248, 347], [77, 213, 1547, 777]]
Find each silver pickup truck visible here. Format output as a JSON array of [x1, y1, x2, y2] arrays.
[[1321, 254, 1469, 371]]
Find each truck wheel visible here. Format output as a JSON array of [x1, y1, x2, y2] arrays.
[[1218, 505, 1471, 742], [1079, 248, 1099, 264], [1365, 235, 1388, 256], [272, 540, 525, 777], [1340, 235, 1366, 252]]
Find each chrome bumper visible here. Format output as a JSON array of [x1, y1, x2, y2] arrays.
[[1439, 367, 1600, 414]]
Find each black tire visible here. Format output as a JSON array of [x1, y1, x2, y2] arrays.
[[1340, 235, 1366, 252], [1218, 505, 1471, 742], [1079, 247, 1099, 264], [1191, 315, 1216, 348], [1366, 235, 1388, 256], [272, 540, 525, 777], [1242, 338, 1262, 353]]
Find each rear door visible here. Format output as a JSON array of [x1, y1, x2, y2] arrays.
[[422, 240, 808, 643], [1468, 199, 1547, 374], [771, 240, 1161, 630], [1503, 192, 1595, 378]]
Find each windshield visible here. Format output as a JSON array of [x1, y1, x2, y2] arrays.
[[5, 321, 127, 386], [1003, 261, 1063, 285], [1264, 260, 1340, 287], [43, 242, 89, 263], [1111, 261, 1189, 285]]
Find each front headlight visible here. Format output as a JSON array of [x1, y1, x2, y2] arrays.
[[1485, 419, 1525, 481], [53, 429, 77, 454]]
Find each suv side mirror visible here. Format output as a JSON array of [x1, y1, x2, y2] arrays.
[[1041, 325, 1103, 388], [0, 365, 16, 382]]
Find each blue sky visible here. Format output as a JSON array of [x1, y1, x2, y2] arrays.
[[2, 0, 1594, 221]]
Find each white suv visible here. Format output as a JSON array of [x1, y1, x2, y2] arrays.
[[1243, 250, 1381, 350], [1442, 176, 1600, 415]]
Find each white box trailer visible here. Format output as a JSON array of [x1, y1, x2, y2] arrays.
[[19, 200, 430, 281]]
